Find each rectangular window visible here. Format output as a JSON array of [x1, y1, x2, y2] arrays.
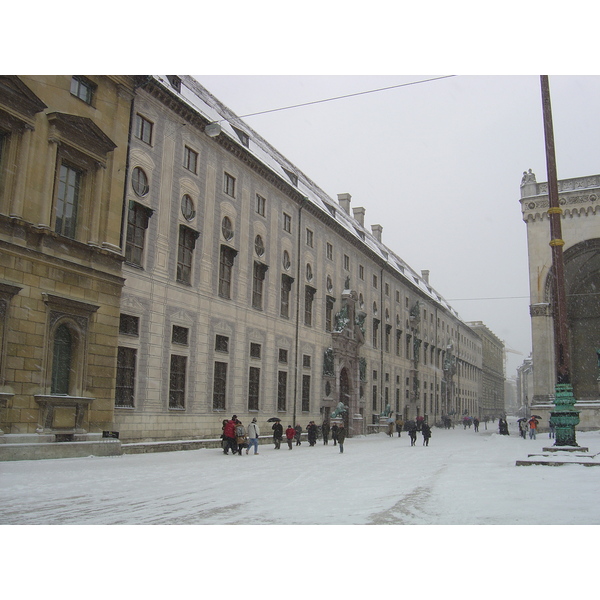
[[252, 262, 267, 310], [283, 212, 292, 233], [250, 342, 261, 359], [172, 325, 189, 345], [326, 242, 333, 260], [169, 354, 186, 409], [213, 361, 227, 410], [278, 349, 288, 364], [219, 245, 237, 298], [359, 265, 364, 280], [373, 274, 378, 289], [304, 286, 315, 327], [55, 163, 82, 238], [303, 355, 311, 368], [248, 366, 260, 411], [119, 314, 139, 336], [344, 254, 350, 271], [70, 76, 94, 104], [116, 347, 136, 408], [256, 194, 266, 216], [125, 201, 151, 267], [277, 371, 287, 411], [224, 172, 236, 197], [215, 335, 229, 353], [302, 374, 311, 412], [280, 274, 293, 319], [177, 226, 198, 284], [372, 385, 378, 411], [135, 114, 153, 145], [306, 228, 313, 247], [184, 146, 198, 173], [325, 296, 335, 332], [373, 318, 380, 348]]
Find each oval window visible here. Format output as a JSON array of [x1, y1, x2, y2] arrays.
[[132, 167, 149, 197]]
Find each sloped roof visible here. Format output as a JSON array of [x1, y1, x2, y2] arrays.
[[152, 75, 461, 319]]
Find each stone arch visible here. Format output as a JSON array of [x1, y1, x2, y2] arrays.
[[544, 238, 600, 399]]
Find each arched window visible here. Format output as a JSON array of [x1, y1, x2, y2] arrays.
[[51, 324, 72, 394]]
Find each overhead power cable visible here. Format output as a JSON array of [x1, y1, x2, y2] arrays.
[[229, 75, 457, 121]]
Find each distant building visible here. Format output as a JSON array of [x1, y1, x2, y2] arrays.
[[516, 356, 534, 417], [520, 170, 600, 429], [466, 321, 505, 418]]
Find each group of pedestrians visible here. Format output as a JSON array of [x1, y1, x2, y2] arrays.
[[407, 421, 432, 446], [221, 415, 260, 455], [276, 420, 346, 453]]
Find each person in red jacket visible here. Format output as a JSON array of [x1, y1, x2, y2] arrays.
[[223, 415, 238, 454], [285, 425, 295, 450]]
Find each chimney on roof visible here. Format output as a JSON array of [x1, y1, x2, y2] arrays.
[[421, 270, 430, 284], [371, 224, 383, 242], [353, 207, 365, 227], [338, 193, 351, 214]]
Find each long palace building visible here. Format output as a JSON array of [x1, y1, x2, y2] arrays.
[[0, 75, 491, 459]]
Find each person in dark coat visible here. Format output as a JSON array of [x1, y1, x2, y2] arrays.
[[294, 424, 302, 445], [322, 421, 330, 445], [307, 421, 318, 446], [337, 422, 346, 453], [331, 423, 339, 446], [272, 421, 283, 449], [421, 422, 431, 446], [223, 416, 238, 455], [408, 423, 418, 446]]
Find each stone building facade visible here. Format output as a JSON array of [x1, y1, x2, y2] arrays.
[[520, 169, 600, 429], [0, 76, 135, 457], [113, 76, 484, 442], [466, 321, 505, 418]]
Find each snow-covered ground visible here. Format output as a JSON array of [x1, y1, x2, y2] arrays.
[[2, 419, 598, 597]]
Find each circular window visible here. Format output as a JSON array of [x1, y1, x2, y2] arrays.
[[221, 216, 234, 240], [132, 167, 149, 197], [283, 250, 291, 270], [327, 275, 333, 293], [254, 235, 265, 257], [306, 263, 313, 281], [181, 194, 196, 221]]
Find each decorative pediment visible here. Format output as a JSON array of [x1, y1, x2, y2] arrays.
[[0, 76, 47, 125], [47, 111, 116, 160]]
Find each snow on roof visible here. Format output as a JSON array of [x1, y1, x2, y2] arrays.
[[154, 75, 461, 319]]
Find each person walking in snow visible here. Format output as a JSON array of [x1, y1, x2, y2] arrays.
[[285, 425, 295, 449], [235, 419, 248, 455], [331, 423, 339, 446], [395, 416, 404, 437], [337, 422, 346, 453], [222, 415, 238, 455], [408, 423, 418, 446], [528, 416, 539, 440], [421, 422, 431, 446], [246, 417, 260, 455], [519, 419, 528, 439], [272, 420, 283, 449], [307, 421, 318, 446], [294, 424, 302, 446], [322, 421, 330, 445], [473, 417, 479, 432]]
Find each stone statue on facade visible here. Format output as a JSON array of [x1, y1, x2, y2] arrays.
[[521, 169, 537, 185], [331, 402, 348, 419], [323, 348, 334, 376]]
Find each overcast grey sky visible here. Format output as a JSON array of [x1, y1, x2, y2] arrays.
[[195, 74, 600, 376]]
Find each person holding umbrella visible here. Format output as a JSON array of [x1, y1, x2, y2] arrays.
[[528, 415, 539, 440], [271, 418, 283, 449]]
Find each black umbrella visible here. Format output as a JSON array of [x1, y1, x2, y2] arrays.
[[531, 415, 542, 419], [267, 417, 281, 422]]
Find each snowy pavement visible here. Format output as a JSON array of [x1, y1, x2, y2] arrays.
[[3, 421, 600, 525]]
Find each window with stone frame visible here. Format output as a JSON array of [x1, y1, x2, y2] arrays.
[[325, 296, 335, 332], [304, 285, 316, 327], [70, 76, 96, 105], [218, 245, 237, 298], [213, 361, 227, 410], [252, 262, 268, 310], [177, 225, 199, 285], [125, 201, 153, 267], [280, 274, 293, 318], [184, 146, 198, 174], [248, 366, 260, 411], [224, 172, 236, 197], [256, 193, 266, 216], [302, 374, 311, 412], [54, 162, 82, 239], [119, 313, 139, 336], [115, 346, 136, 408], [134, 113, 153, 145], [169, 354, 186, 409], [277, 371, 287, 411]]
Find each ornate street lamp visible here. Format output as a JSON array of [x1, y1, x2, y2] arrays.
[[540, 75, 580, 447]]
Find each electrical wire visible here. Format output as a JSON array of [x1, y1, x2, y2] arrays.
[[226, 75, 457, 121]]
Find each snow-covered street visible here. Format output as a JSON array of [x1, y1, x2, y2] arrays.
[[3, 421, 600, 525]]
